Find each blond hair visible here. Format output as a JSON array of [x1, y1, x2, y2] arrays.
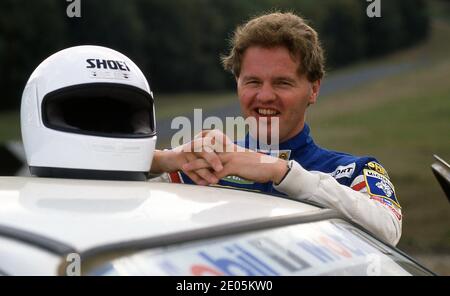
[[222, 12, 325, 82]]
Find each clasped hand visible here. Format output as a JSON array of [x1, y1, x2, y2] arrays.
[[158, 130, 288, 186]]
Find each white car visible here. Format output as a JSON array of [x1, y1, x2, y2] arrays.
[[0, 176, 434, 276]]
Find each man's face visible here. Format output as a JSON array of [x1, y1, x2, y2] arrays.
[[237, 46, 320, 143]]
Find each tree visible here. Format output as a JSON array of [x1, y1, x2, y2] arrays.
[[0, 0, 67, 110]]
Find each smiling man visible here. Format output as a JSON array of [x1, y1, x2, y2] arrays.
[[150, 12, 402, 246], [236, 45, 318, 146]]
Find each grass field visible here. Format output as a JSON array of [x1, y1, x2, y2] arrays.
[[156, 92, 236, 119], [1, 9, 449, 274], [0, 110, 20, 142]]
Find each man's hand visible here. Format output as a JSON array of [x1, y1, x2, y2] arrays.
[[180, 129, 289, 184], [150, 131, 227, 185], [152, 129, 289, 185], [182, 150, 289, 184], [150, 149, 219, 185]]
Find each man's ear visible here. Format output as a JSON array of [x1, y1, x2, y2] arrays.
[[309, 79, 321, 105]]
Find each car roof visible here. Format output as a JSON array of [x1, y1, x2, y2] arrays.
[[0, 177, 324, 252]]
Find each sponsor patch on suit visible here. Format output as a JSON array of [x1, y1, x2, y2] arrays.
[[363, 169, 401, 208]]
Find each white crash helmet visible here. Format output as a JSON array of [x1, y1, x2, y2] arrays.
[[21, 45, 156, 180]]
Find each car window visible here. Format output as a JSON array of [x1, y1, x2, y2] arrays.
[[88, 219, 432, 276]]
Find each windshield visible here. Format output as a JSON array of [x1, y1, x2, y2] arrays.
[[88, 219, 432, 276]]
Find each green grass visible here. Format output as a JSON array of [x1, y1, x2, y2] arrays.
[[0, 111, 20, 142], [155, 92, 237, 119], [310, 85, 450, 253], [154, 92, 237, 148]]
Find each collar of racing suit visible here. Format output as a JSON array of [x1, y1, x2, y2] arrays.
[[242, 123, 314, 151]]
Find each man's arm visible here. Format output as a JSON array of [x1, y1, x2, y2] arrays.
[[179, 130, 402, 245], [273, 161, 402, 246], [150, 150, 175, 175], [149, 147, 222, 185]]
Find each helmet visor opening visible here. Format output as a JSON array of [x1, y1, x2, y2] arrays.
[[42, 83, 155, 138]]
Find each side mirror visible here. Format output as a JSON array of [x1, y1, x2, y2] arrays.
[[431, 155, 450, 203]]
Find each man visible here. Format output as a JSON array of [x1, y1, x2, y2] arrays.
[[150, 12, 402, 245]]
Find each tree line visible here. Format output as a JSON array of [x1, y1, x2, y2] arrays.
[[0, 0, 429, 110]]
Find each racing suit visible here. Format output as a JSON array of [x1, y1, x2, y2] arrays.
[[155, 124, 402, 246]]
